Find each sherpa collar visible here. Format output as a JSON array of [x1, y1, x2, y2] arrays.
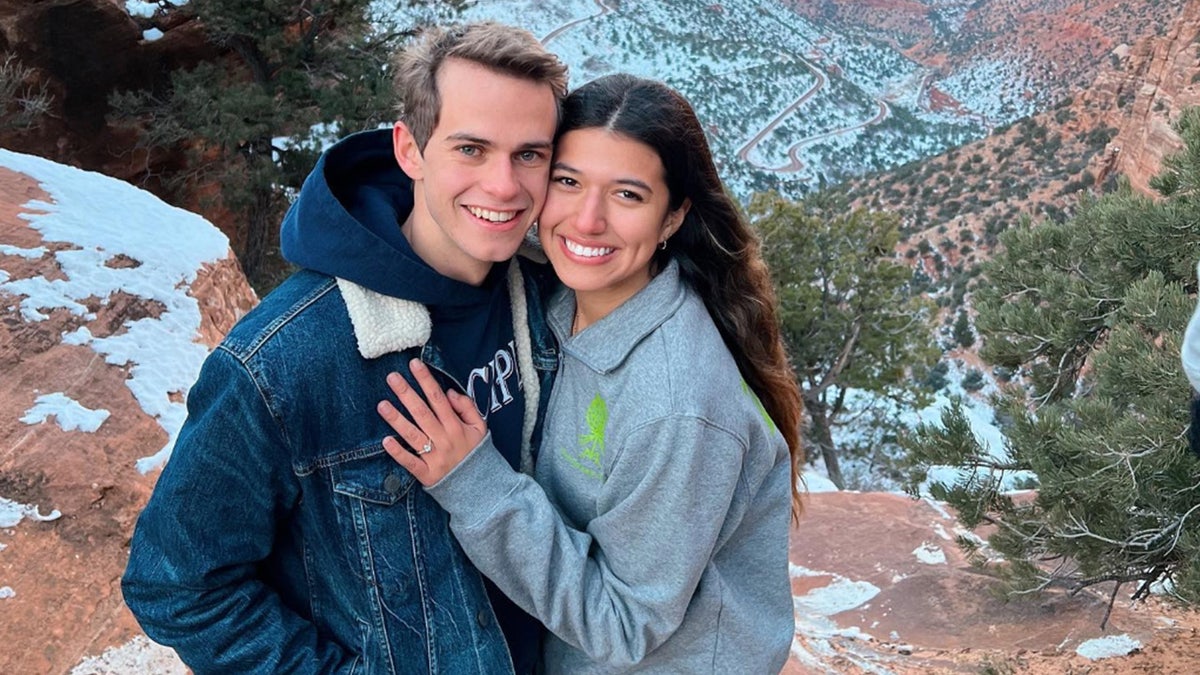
[[336, 260, 539, 474]]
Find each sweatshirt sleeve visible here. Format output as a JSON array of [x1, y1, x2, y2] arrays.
[[426, 417, 744, 666], [1182, 260, 1200, 391]]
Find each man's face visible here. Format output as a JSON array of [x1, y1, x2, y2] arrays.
[[394, 57, 558, 285]]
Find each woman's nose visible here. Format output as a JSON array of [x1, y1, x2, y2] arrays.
[[574, 192, 606, 234]]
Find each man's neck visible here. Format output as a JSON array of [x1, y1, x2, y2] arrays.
[[400, 213, 492, 286]]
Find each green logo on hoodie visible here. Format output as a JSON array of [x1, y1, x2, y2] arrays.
[[561, 393, 607, 480]]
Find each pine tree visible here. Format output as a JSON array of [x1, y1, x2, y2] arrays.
[[750, 192, 940, 489], [903, 108, 1200, 616], [110, 1, 407, 291], [952, 308, 974, 349]]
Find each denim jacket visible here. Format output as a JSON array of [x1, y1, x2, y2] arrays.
[[122, 256, 557, 674]]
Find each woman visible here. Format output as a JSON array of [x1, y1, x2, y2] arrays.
[[378, 73, 804, 673]]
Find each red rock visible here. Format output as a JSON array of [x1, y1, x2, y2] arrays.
[[0, 159, 254, 673], [785, 491, 1200, 674], [1086, 0, 1200, 195]]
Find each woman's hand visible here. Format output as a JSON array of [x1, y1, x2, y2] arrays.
[[378, 359, 488, 486]]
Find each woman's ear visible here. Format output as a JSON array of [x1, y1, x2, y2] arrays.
[[664, 198, 692, 241], [393, 121, 424, 181]]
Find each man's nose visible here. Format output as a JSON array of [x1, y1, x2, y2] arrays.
[[481, 159, 521, 201]]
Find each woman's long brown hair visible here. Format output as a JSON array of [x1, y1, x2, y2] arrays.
[[559, 74, 806, 517]]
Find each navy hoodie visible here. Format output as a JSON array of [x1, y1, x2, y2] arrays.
[[280, 128, 542, 673]]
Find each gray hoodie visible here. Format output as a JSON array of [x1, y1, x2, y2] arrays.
[[427, 260, 795, 673]]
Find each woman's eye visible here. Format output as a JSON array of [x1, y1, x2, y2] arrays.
[[618, 190, 644, 202], [553, 176, 578, 187]]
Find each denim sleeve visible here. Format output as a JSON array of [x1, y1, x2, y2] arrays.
[[426, 419, 743, 667], [122, 347, 355, 674]]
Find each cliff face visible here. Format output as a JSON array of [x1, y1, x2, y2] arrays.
[[836, 1, 1200, 268], [1086, 1, 1200, 195], [0, 0, 215, 183]]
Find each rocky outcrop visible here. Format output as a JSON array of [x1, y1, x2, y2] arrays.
[[0, 0, 216, 183], [785, 490, 1200, 674], [0, 152, 255, 673], [1086, 1, 1200, 196]]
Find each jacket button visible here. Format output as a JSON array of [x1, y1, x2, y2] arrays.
[[383, 472, 403, 495], [476, 610, 491, 628]]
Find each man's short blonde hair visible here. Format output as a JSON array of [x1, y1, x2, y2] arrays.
[[393, 22, 569, 150]]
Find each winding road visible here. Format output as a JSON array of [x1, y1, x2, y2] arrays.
[[734, 56, 827, 171], [541, 0, 614, 44], [535, 1, 898, 177], [734, 53, 894, 174]]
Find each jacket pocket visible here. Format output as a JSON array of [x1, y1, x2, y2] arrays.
[[330, 449, 416, 504], [327, 450, 424, 671]]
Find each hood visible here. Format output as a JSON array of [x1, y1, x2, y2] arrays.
[[280, 128, 499, 305]]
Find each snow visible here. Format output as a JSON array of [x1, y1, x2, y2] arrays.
[[823, 359, 1034, 494], [1075, 634, 1142, 660], [142, 28, 163, 42], [124, 2, 159, 19], [381, 0, 994, 200], [912, 542, 947, 565], [0, 497, 61, 528], [0, 149, 230, 473], [0, 587, 14, 599], [0, 244, 46, 258], [801, 470, 840, 494], [795, 574, 881, 618], [69, 636, 187, 675], [788, 563, 893, 672], [21, 392, 110, 433], [915, 381, 1038, 492]]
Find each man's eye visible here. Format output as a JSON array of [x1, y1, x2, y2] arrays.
[[458, 146, 480, 157], [518, 150, 542, 162]]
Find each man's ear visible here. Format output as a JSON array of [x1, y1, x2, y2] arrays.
[[393, 121, 424, 181]]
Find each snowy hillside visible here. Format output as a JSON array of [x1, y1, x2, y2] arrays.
[[382, 0, 1008, 200]]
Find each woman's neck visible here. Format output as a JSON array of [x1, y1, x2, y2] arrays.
[[570, 265, 664, 335], [571, 292, 624, 335]]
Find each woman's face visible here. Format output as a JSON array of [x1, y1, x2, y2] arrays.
[[538, 128, 688, 311]]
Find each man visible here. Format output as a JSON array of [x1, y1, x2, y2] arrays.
[[122, 22, 567, 674]]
